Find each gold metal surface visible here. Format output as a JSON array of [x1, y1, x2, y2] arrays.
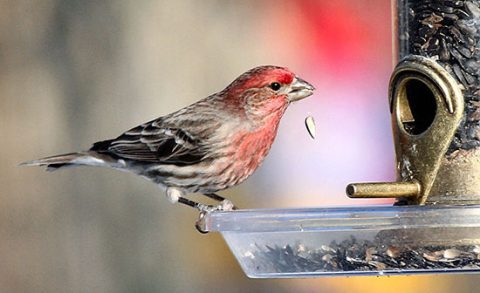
[[428, 149, 480, 204], [347, 55, 464, 204], [346, 181, 420, 198], [390, 56, 464, 204]]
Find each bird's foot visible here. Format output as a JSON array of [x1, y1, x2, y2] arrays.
[[194, 200, 237, 234], [201, 193, 238, 210], [219, 199, 237, 211], [196, 203, 219, 213], [196, 200, 236, 213]]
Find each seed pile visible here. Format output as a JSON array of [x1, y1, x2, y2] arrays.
[[400, 0, 480, 151], [244, 236, 480, 274]]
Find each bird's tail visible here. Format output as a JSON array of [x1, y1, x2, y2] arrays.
[[19, 151, 111, 171]]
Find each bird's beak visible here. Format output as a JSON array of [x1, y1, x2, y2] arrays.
[[287, 77, 315, 102]]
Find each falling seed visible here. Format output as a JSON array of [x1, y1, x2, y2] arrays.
[[305, 115, 316, 139]]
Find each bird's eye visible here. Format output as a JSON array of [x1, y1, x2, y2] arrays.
[[269, 82, 281, 91]]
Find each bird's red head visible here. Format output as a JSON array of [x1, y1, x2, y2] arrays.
[[230, 66, 295, 90], [222, 66, 315, 122]]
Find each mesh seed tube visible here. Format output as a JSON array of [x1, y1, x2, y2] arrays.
[[395, 0, 480, 151], [390, 0, 480, 204]]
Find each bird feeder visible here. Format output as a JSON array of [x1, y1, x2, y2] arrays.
[[201, 0, 480, 277]]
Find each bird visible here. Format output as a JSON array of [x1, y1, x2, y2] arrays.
[[21, 65, 315, 212]]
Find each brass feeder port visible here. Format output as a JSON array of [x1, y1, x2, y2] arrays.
[[347, 55, 464, 205], [346, 181, 420, 199]]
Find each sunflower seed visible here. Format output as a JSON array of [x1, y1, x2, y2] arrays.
[[387, 246, 401, 258], [305, 115, 316, 139], [443, 248, 462, 258]]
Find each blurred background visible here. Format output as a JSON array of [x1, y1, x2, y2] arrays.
[[1, 0, 479, 292]]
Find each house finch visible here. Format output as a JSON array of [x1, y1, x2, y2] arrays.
[[22, 65, 315, 212]]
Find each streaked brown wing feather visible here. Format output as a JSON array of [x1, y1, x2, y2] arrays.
[[90, 119, 207, 165]]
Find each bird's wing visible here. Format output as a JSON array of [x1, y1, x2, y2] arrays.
[[91, 119, 208, 166]]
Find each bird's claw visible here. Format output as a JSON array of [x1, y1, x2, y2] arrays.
[[195, 211, 209, 234], [196, 204, 218, 213], [196, 199, 236, 213], [219, 199, 237, 211], [194, 200, 237, 234]]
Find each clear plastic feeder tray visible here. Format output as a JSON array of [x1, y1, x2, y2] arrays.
[[204, 205, 480, 278]]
